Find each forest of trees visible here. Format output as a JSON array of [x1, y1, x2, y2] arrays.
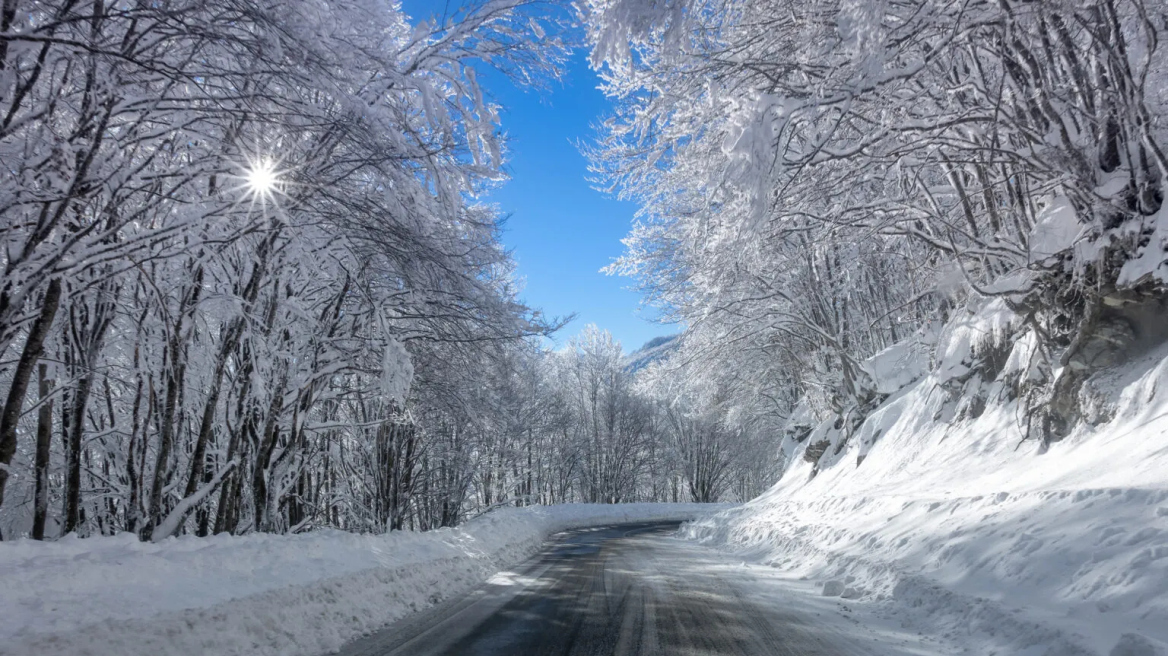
[[585, 0, 1167, 466], [0, 0, 778, 541], [2, 0, 1165, 541]]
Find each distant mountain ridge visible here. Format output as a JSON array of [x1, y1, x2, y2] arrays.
[[623, 334, 680, 373]]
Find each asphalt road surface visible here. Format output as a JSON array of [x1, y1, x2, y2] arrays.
[[336, 522, 884, 656]]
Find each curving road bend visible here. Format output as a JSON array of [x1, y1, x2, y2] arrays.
[[337, 522, 915, 656]]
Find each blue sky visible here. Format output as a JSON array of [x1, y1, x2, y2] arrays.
[[402, 1, 677, 352]]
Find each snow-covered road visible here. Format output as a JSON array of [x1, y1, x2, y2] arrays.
[[338, 522, 944, 656], [0, 505, 725, 656]]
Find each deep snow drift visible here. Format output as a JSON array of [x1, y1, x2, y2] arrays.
[[0, 503, 719, 656], [684, 303, 1168, 656]]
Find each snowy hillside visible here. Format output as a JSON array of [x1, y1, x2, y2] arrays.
[[0, 503, 721, 656], [683, 300, 1168, 656], [622, 334, 681, 373]]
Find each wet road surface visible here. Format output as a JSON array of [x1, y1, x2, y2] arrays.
[[336, 522, 885, 656]]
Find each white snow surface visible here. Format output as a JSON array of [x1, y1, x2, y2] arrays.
[[1028, 195, 1084, 263], [684, 331, 1168, 656], [0, 503, 720, 656]]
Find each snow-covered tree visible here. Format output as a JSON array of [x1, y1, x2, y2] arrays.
[[585, 0, 1167, 457], [0, 0, 571, 539]]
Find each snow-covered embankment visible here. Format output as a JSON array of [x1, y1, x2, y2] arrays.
[[0, 503, 719, 656], [684, 303, 1168, 656]]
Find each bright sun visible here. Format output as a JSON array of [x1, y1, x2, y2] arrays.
[[246, 159, 278, 197]]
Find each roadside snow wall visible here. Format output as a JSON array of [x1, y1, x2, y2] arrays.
[[0, 503, 720, 656], [685, 300, 1168, 656]]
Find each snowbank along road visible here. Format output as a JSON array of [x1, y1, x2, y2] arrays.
[[337, 521, 938, 656]]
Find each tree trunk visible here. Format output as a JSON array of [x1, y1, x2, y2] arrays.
[[183, 238, 271, 506], [32, 364, 53, 539], [142, 267, 202, 541], [252, 377, 287, 533], [0, 278, 61, 514], [63, 286, 117, 535], [62, 370, 94, 534]]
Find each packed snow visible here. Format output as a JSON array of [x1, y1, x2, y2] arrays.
[[0, 503, 720, 656], [684, 316, 1168, 656]]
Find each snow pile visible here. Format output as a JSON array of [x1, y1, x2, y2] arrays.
[[0, 503, 719, 656], [857, 333, 932, 396], [685, 311, 1168, 656]]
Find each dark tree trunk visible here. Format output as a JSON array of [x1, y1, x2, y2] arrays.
[[63, 284, 117, 535], [0, 278, 61, 515], [63, 371, 93, 534], [32, 364, 53, 539], [252, 376, 287, 533]]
